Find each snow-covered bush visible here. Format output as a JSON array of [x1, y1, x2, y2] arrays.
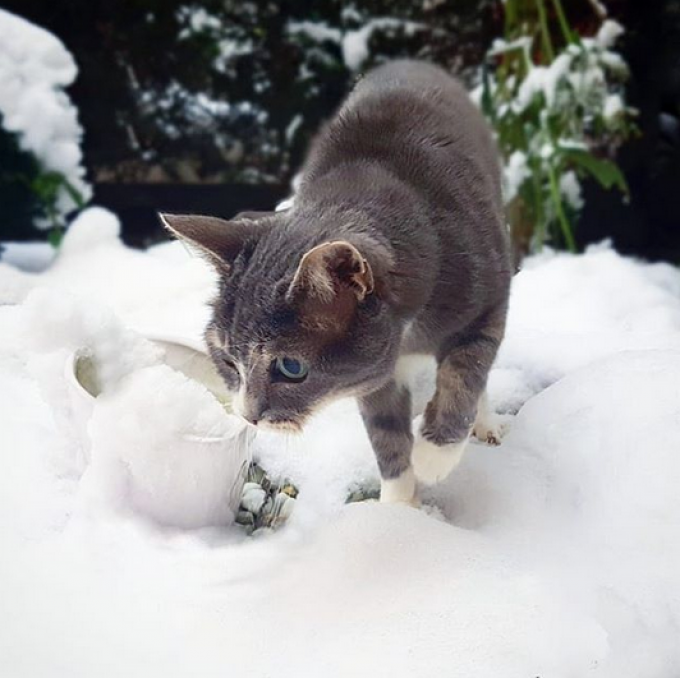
[[67, 0, 491, 184], [0, 9, 90, 240], [164, 2, 462, 182], [476, 0, 636, 254]]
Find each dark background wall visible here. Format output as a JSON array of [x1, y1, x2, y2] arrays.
[[2, 0, 679, 260]]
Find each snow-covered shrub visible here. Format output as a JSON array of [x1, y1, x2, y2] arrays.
[[0, 9, 90, 240], [140, 2, 450, 182], [73, 0, 492, 184], [165, 2, 456, 182], [475, 0, 636, 253]]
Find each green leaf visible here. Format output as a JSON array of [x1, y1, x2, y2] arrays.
[[31, 171, 63, 203], [48, 227, 64, 248], [63, 180, 86, 209], [560, 148, 629, 193]]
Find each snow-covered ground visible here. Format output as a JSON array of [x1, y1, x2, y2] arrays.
[[1, 208, 679, 677]]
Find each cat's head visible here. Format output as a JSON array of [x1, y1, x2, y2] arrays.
[[162, 212, 401, 431]]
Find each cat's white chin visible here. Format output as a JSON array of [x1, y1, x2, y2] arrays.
[[411, 418, 470, 486], [259, 418, 304, 434]]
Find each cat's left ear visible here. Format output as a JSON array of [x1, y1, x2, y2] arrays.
[[287, 240, 374, 305], [160, 213, 271, 271], [286, 240, 374, 333]]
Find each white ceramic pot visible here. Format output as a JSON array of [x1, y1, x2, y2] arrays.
[[65, 333, 252, 527]]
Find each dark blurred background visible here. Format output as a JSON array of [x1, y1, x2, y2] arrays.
[[2, 0, 679, 260]]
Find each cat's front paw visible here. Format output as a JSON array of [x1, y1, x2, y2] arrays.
[[380, 467, 419, 506], [410, 416, 470, 486]]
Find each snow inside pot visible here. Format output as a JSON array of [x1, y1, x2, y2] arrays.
[[66, 334, 252, 529]]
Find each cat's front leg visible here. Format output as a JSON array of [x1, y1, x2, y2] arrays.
[[359, 379, 418, 506], [412, 308, 505, 485], [411, 420, 471, 486]]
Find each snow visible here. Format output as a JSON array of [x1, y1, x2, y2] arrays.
[[558, 138, 589, 151], [2, 208, 680, 675], [604, 93, 624, 119], [287, 20, 342, 44], [0, 9, 91, 223], [0, 242, 55, 272], [342, 19, 422, 71], [285, 113, 303, 143], [559, 170, 584, 209], [84, 363, 248, 529], [503, 149, 530, 202], [0, 207, 216, 335], [240, 482, 267, 515], [596, 19, 625, 49], [590, 0, 609, 17], [177, 6, 222, 36], [600, 50, 627, 73], [515, 52, 573, 112], [488, 36, 532, 56]]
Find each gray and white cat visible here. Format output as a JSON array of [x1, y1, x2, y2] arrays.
[[162, 60, 512, 505]]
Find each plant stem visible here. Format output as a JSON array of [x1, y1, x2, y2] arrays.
[[551, 0, 574, 44], [504, 0, 516, 38], [535, 0, 554, 62], [547, 163, 576, 252], [532, 165, 545, 250], [48, 227, 64, 249]]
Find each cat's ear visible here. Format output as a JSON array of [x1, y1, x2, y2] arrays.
[[286, 241, 374, 333], [287, 241, 374, 306], [160, 213, 270, 271]]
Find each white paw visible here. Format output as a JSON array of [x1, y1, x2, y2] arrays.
[[410, 417, 469, 486], [473, 412, 510, 446], [380, 467, 419, 506], [473, 394, 508, 446], [473, 419, 502, 446]]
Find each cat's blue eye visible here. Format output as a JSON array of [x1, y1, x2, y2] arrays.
[[275, 357, 309, 382]]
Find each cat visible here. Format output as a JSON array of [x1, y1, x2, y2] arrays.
[[162, 60, 512, 506]]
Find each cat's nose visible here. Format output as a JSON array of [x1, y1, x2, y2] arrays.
[[233, 386, 266, 427], [243, 403, 268, 427]]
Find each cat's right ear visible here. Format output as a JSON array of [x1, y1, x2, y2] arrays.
[[160, 213, 270, 272]]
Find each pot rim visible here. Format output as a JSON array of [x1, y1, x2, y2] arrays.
[[65, 335, 246, 443]]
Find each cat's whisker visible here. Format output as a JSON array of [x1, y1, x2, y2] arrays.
[[246, 347, 260, 384]]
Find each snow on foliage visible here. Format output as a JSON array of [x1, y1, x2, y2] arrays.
[[342, 18, 423, 71], [559, 170, 584, 209], [287, 20, 343, 45], [477, 2, 636, 252], [0, 9, 90, 226], [286, 16, 425, 72], [504, 149, 530, 203], [162, 3, 480, 183], [1, 212, 680, 675], [595, 19, 625, 49]]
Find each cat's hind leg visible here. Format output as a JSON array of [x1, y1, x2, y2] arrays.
[[412, 306, 505, 485], [472, 390, 503, 446], [359, 379, 418, 505]]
